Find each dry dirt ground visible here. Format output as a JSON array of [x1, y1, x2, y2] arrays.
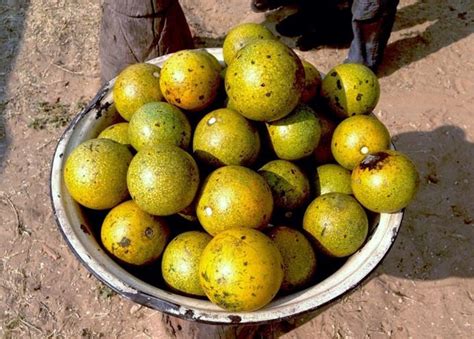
[[0, 0, 473, 338]]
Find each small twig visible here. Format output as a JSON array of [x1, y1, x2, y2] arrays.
[[18, 317, 43, 334], [52, 63, 84, 75], [36, 139, 55, 151], [0, 194, 30, 236]]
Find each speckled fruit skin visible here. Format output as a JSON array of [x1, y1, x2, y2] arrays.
[[127, 145, 200, 216], [223, 23, 275, 65], [128, 101, 191, 151], [98, 122, 130, 146], [193, 108, 261, 167], [303, 193, 368, 258], [266, 104, 321, 160], [196, 166, 273, 236], [321, 63, 380, 119], [101, 200, 169, 266], [258, 160, 310, 210], [159, 50, 221, 111], [113, 63, 163, 121], [266, 226, 317, 292], [225, 39, 304, 121], [161, 231, 212, 296], [301, 60, 322, 103], [315, 163, 352, 196], [199, 227, 284, 312], [64, 138, 132, 210], [196, 49, 223, 73], [351, 150, 420, 213], [331, 114, 391, 170]]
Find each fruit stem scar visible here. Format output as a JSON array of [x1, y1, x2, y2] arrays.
[[207, 117, 217, 126], [204, 206, 213, 216], [360, 146, 369, 155], [153, 72, 160, 78]]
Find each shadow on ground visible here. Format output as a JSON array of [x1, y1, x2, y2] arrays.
[[381, 0, 474, 76], [0, 0, 30, 174]]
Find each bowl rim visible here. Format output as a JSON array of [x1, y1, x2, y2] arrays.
[[49, 47, 404, 324]]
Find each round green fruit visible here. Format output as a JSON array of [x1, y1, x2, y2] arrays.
[[321, 63, 380, 119], [127, 145, 200, 216], [193, 108, 260, 167], [303, 192, 368, 257], [225, 39, 304, 121], [351, 150, 420, 213]]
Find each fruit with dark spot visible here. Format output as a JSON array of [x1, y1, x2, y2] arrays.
[[266, 226, 316, 292], [351, 150, 420, 213], [127, 145, 200, 216], [160, 50, 221, 111], [303, 192, 368, 257], [161, 231, 212, 296], [101, 200, 169, 265], [196, 166, 273, 236], [223, 23, 276, 65], [301, 60, 322, 103], [198, 227, 283, 311], [128, 101, 191, 151], [331, 114, 391, 170], [258, 160, 310, 210], [193, 108, 260, 167], [98, 122, 130, 146], [321, 63, 380, 119], [266, 104, 321, 160], [64, 138, 132, 209], [225, 39, 304, 121], [314, 163, 352, 196], [113, 63, 163, 121]]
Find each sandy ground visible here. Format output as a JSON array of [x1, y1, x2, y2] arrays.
[[1, 0, 473, 337]]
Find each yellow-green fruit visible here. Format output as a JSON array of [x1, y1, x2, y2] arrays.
[[303, 193, 368, 257], [196, 49, 223, 73], [351, 150, 420, 213], [127, 145, 200, 216], [159, 50, 221, 111], [113, 63, 163, 121], [196, 166, 273, 236], [161, 231, 212, 296], [313, 113, 337, 164], [266, 104, 321, 160], [223, 23, 275, 65], [266, 226, 317, 292], [225, 39, 304, 121], [193, 108, 260, 167], [258, 160, 310, 210], [98, 122, 130, 146], [301, 60, 322, 103], [64, 138, 132, 210], [101, 200, 169, 265], [199, 227, 284, 311], [321, 63, 380, 118], [128, 101, 191, 151], [315, 164, 352, 196], [331, 114, 391, 170]]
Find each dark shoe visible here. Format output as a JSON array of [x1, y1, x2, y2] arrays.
[[251, 0, 298, 12], [296, 32, 324, 51], [275, 12, 308, 37]]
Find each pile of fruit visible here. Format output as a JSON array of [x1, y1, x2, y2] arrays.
[[63, 23, 419, 312]]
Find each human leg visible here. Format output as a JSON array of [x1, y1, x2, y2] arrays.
[[99, 0, 194, 83], [347, 0, 400, 71]]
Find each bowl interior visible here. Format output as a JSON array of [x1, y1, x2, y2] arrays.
[[50, 48, 403, 324]]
